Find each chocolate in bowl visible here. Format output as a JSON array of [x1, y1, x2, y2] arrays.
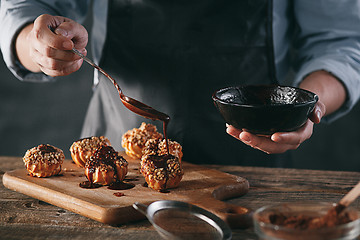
[[212, 85, 318, 135], [253, 202, 360, 240]]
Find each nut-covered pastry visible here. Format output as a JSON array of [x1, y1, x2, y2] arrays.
[[143, 138, 183, 162], [140, 154, 183, 191], [122, 122, 163, 159], [23, 144, 64, 177], [70, 136, 111, 168], [84, 145, 128, 186]]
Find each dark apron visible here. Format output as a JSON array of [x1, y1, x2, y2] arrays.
[[82, 0, 293, 167]]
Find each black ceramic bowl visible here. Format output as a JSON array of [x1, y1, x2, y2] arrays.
[[212, 85, 318, 135]]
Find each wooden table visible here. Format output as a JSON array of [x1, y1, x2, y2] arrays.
[[1, 156, 359, 239]]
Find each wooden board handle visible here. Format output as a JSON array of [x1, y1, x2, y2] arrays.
[[212, 176, 249, 200], [192, 197, 252, 229], [191, 179, 252, 229]]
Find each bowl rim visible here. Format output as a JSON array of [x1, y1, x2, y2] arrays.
[[253, 201, 360, 233], [212, 85, 319, 108]]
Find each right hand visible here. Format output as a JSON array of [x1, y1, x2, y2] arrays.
[[17, 14, 88, 77], [226, 100, 325, 154]]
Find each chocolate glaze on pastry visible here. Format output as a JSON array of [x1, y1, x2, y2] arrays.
[[122, 122, 163, 159], [140, 153, 183, 191], [84, 145, 128, 186], [143, 138, 183, 162], [70, 136, 111, 168], [23, 144, 64, 177]]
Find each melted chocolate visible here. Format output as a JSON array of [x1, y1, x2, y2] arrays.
[[149, 154, 173, 168], [107, 181, 135, 190], [77, 66, 173, 190], [38, 144, 57, 155], [147, 154, 174, 191], [84, 146, 128, 188], [120, 93, 171, 154], [79, 181, 102, 189], [53, 27, 171, 153], [113, 192, 125, 197], [85, 163, 96, 187], [124, 176, 140, 182], [99, 65, 171, 154]]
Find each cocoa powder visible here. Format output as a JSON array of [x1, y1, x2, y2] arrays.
[[266, 204, 351, 230]]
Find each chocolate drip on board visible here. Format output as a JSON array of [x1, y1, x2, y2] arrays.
[[80, 146, 128, 189]]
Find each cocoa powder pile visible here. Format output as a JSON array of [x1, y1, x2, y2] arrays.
[[266, 204, 352, 230]]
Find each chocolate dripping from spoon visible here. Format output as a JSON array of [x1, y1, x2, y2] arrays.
[[49, 26, 171, 153], [71, 48, 170, 154]]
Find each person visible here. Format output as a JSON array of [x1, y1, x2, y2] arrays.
[[1, 0, 359, 167]]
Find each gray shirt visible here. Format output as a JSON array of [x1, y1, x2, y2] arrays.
[[1, 0, 360, 122]]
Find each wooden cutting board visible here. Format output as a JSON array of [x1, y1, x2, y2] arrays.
[[2, 152, 251, 228]]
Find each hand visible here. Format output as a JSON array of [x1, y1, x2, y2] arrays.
[[16, 14, 88, 77], [226, 101, 326, 154]]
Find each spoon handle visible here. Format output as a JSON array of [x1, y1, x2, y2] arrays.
[[72, 48, 97, 69], [72, 48, 122, 93], [339, 181, 360, 207], [48, 25, 116, 87]]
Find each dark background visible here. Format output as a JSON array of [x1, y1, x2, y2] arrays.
[[1, 14, 359, 172], [1, 50, 359, 172]]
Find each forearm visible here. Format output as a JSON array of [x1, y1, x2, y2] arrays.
[[15, 23, 42, 73], [299, 70, 346, 117]]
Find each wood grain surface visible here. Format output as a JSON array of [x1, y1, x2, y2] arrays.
[[1, 156, 360, 239], [2, 153, 250, 228]]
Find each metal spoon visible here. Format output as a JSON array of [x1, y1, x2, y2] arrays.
[[49, 25, 170, 145], [133, 200, 232, 240], [72, 48, 171, 153], [72, 48, 170, 123]]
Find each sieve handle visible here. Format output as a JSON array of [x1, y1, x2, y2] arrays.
[[133, 202, 148, 216]]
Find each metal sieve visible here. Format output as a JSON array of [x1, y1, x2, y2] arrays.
[[133, 200, 232, 240]]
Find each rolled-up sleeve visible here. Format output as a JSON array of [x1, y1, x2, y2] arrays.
[[0, 0, 90, 82], [292, 0, 360, 122]]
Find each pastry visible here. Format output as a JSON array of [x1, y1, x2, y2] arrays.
[[84, 145, 128, 186], [70, 136, 111, 168], [23, 144, 64, 177], [140, 154, 183, 191], [122, 122, 163, 159], [143, 138, 183, 162]]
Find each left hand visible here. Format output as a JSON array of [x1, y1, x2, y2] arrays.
[[226, 101, 326, 154]]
